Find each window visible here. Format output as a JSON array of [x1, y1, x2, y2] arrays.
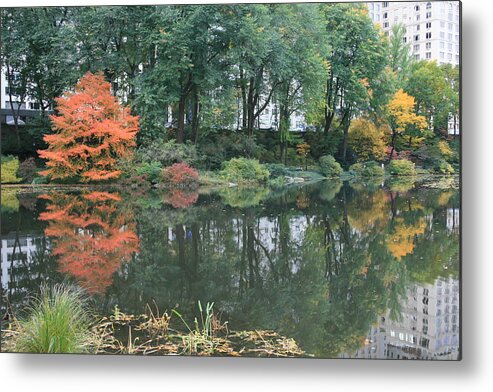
[[414, 34, 420, 41], [414, 44, 420, 52], [440, 41, 445, 49], [383, 2, 389, 8], [422, 296, 429, 305], [426, 2, 432, 9], [455, 44, 459, 52], [455, 34, 459, 41], [426, 52, 431, 59], [426, 12, 432, 19], [440, 31, 445, 39], [448, 33, 453, 41], [403, 37, 407, 43], [29, 102, 40, 110], [440, 21, 445, 28], [426, 42, 432, 49], [415, 5, 420, 12], [416, 24, 420, 31], [384, 12, 388, 19], [426, 22, 432, 29], [448, 23, 453, 30], [420, 337, 430, 348], [426, 32, 432, 39], [415, 54, 420, 61], [448, 53, 452, 60], [448, 43, 452, 51], [416, 14, 421, 21], [384, 21, 389, 28]]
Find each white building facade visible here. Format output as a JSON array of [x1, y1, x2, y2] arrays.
[[367, 1, 460, 66], [367, 1, 460, 135]]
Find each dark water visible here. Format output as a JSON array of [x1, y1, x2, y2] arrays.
[[1, 177, 460, 359]]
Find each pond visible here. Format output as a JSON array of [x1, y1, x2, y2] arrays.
[[1, 177, 460, 359]]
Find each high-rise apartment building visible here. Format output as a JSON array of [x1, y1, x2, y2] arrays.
[[367, 1, 460, 66]]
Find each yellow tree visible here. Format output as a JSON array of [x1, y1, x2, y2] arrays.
[[348, 118, 387, 162], [386, 89, 427, 160]]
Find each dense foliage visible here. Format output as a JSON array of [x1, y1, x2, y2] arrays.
[[1, 4, 459, 181], [1, 155, 22, 183]]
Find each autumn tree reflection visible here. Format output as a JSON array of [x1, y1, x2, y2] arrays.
[[39, 191, 139, 294]]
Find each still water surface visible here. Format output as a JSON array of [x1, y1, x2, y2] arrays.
[[1, 178, 460, 359]]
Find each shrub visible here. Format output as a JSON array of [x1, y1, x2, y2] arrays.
[[135, 161, 163, 184], [349, 161, 384, 177], [265, 163, 291, 178], [220, 158, 270, 184], [387, 159, 416, 176], [17, 157, 38, 183], [318, 155, 342, 177], [435, 159, 455, 174], [1, 155, 22, 183], [11, 284, 93, 353], [162, 163, 199, 187]]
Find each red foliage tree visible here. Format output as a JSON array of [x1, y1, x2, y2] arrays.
[[39, 191, 139, 294], [38, 72, 139, 182]]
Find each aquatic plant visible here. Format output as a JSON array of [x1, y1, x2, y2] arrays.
[[172, 301, 218, 355], [11, 284, 93, 353]]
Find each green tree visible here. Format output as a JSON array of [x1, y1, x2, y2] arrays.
[[320, 4, 389, 164]]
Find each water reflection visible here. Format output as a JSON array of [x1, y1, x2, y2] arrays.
[[341, 277, 459, 360], [39, 191, 139, 294], [0, 179, 460, 359]]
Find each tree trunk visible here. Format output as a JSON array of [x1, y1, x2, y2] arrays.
[[177, 95, 186, 143], [191, 89, 200, 144], [341, 107, 351, 165], [389, 131, 397, 162]]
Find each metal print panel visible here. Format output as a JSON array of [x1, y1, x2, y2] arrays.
[[0, 1, 461, 360]]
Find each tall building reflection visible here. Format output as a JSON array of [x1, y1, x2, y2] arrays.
[[342, 277, 460, 360]]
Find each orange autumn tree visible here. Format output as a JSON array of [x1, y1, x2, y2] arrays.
[[386, 89, 427, 161], [38, 72, 139, 182], [39, 191, 139, 294]]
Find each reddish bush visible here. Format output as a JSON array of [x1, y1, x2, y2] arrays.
[[162, 162, 199, 187], [385, 146, 399, 161]]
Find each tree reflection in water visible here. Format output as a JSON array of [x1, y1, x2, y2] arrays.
[[39, 191, 139, 294]]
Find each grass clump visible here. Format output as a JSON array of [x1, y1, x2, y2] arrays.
[[318, 155, 342, 177], [11, 284, 93, 353], [219, 158, 270, 184], [387, 159, 416, 176]]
